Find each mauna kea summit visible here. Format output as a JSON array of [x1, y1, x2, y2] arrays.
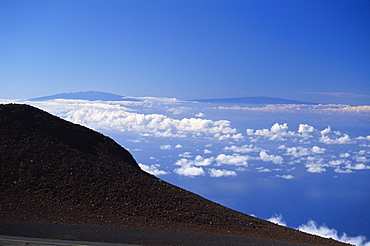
[[0, 104, 349, 245]]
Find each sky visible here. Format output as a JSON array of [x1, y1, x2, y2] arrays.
[[1, 1, 370, 245], [1, 0, 370, 104]]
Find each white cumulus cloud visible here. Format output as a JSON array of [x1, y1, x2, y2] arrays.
[[30, 99, 243, 140], [319, 126, 353, 144], [209, 168, 237, 177], [215, 154, 249, 166], [259, 151, 283, 164], [195, 112, 206, 117], [298, 220, 370, 246], [275, 174, 295, 179], [138, 164, 169, 176], [179, 152, 192, 158], [224, 144, 262, 153], [175, 156, 214, 167], [256, 167, 272, 173], [247, 123, 296, 141], [267, 215, 370, 246], [268, 214, 286, 226], [345, 163, 370, 170], [204, 149, 212, 154], [298, 123, 315, 137], [160, 144, 172, 150], [305, 156, 327, 173], [174, 165, 205, 177], [284, 146, 326, 157]]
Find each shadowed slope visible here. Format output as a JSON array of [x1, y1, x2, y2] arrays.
[[0, 104, 348, 246]]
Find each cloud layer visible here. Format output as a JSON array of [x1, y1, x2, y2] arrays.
[[218, 104, 370, 114], [14, 99, 369, 178], [268, 215, 370, 246]]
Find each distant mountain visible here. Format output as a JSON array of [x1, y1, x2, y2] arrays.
[[0, 104, 345, 246], [194, 96, 317, 105], [29, 91, 140, 102]]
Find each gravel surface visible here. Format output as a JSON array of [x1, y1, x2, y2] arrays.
[[1, 223, 311, 246]]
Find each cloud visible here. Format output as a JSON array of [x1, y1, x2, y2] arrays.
[[305, 156, 327, 173], [224, 144, 263, 153], [340, 153, 350, 158], [256, 167, 272, 173], [259, 151, 283, 164], [29, 99, 243, 140], [174, 155, 214, 177], [167, 106, 191, 115], [174, 165, 205, 177], [209, 168, 237, 177], [247, 123, 296, 141], [319, 126, 353, 144], [193, 155, 214, 166], [175, 155, 214, 167], [160, 144, 172, 150], [131, 96, 182, 104], [179, 152, 192, 158], [334, 167, 353, 174], [128, 139, 141, 143], [275, 174, 295, 179], [298, 220, 370, 246], [246, 123, 329, 142], [356, 135, 370, 141], [268, 214, 286, 226], [298, 124, 315, 137], [354, 155, 368, 163], [328, 159, 350, 166], [283, 146, 326, 158], [138, 164, 169, 176], [345, 163, 370, 170], [218, 104, 370, 114], [25, 99, 370, 177], [285, 146, 310, 158], [267, 215, 370, 246], [195, 112, 206, 117], [215, 154, 249, 166], [311, 146, 326, 154], [246, 123, 357, 146]]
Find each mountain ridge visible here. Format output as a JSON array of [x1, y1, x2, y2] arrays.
[[27, 91, 316, 105], [28, 91, 140, 102], [0, 104, 347, 246]]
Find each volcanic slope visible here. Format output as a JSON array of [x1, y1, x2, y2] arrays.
[[0, 104, 347, 246]]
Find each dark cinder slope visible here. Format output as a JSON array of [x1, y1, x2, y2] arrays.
[[0, 104, 347, 246]]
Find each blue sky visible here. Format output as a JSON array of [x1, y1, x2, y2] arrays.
[[1, 2, 370, 244], [1, 0, 370, 103]]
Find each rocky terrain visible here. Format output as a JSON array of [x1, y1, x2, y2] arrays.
[[0, 104, 349, 245]]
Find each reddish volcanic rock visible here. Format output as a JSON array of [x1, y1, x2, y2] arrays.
[[0, 104, 349, 246]]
